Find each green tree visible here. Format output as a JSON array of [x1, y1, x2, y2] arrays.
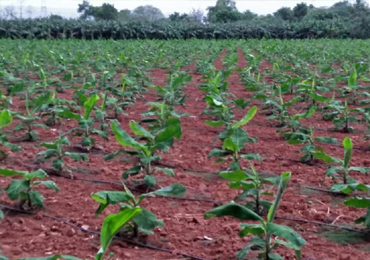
[[240, 10, 258, 21], [207, 0, 240, 23], [132, 5, 165, 21], [93, 3, 118, 20], [169, 12, 189, 21], [118, 9, 131, 21], [274, 7, 294, 21], [78, 0, 94, 19], [188, 8, 204, 23], [293, 3, 308, 20], [77, 1, 118, 20], [330, 1, 352, 16]]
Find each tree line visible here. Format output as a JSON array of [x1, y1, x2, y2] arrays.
[[0, 0, 370, 39]]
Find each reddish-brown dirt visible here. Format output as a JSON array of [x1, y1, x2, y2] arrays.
[[1, 47, 370, 260]]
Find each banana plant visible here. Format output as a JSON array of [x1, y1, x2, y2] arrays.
[[220, 163, 279, 215], [266, 86, 301, 128], [105, 119, 181, 188], [312, 137, 370, 193], [344, 196, 370, 228], [322, 100, 359, 133], [156, 71, 191, 107], [14, 91, 49, 141], [64, 94, 107, 149], [36, 136, 88, 175], [208, 106, 261, 170], [283, 128, 339, 162], [205, 172, 306, 260], [92, 183, 186, 238], [141, 101, 186, 134], [0, 168, 59, 209], [340, 70, 360, 104], [0, 109, 21, 160], [296, 77, 330, 105], [38, 91, 79, 126]]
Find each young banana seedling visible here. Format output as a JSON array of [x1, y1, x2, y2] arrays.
[[208, 106, 261, 171], [205, 172, 306, 260], [219, 163, 278, 215], [156, 71, 192, 107], [265, 86, 310, 132], [64, 94, 107, 149], [312, 137, 370, 193], [141, 101, 186, 134], [322, 100, 359, 133], [14, 90, 49, 141], [0, 109, 21, 160], [344, 194, 370, 228], [105, 119, 181, 188], [0, 168, 59, 209], [92, 183, 186, 238], [283, 128, 339, 162], [36, 136, 88, 175]]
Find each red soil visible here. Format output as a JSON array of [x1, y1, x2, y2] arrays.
[[0, 47, 369, 260]]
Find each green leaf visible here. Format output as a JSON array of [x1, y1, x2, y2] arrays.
[[232, 106, 257, 128], [149, 183, 186, 197], [267, 223, 306, 249], [27, 169, 48, 180], [34, 180, 59, 192], [344, 197, 370, 208], [111, 122, 146, 151], [267, 253, 284, 260], [222, 137, 238, 152], [122, 165, 142, 179], [240, 154, 262, 161], [144, 175, 157, 187], [83, 94, 100, 120], [0, 168, 26, 177], [6, 179, 29, 200], [129, 121, 154, 140], [92, 191, 134, 215], [293, 105, 317, 120], [315, 137, 339, 144], [208, 149, 231, 158], [65, 152, 89, 162], [348, 70, 357, 88], [57, 110, 80, 120], [133, 208, 164, 233], [156, 118, 182, 143], [0, 109, 12, 128], [96, 208, 142, 260], [205, 120, 224, 127], [219, 169, 247, 182], [237, 236, 265, 259], [29, 190, 44, 208], [103, 150, 121, 161], [309, 93, 330, 103], [39, 142, 58, 150], [343, 137, 353, 169], [154, 167, 175, 176], [267, 172, 291, 222], [311, 148, 338, 163], [3, 142, 22, 152], [204, 202, 264, 222], [349, 167, 370, 174], [239, 223, 266, 237]]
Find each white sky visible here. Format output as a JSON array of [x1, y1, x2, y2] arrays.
[[0, 0, 366, 18]]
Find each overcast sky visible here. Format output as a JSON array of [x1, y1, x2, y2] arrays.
[[0, 0, 366, 18]]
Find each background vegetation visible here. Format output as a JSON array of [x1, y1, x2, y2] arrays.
[[0, 0, 370, 39]]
